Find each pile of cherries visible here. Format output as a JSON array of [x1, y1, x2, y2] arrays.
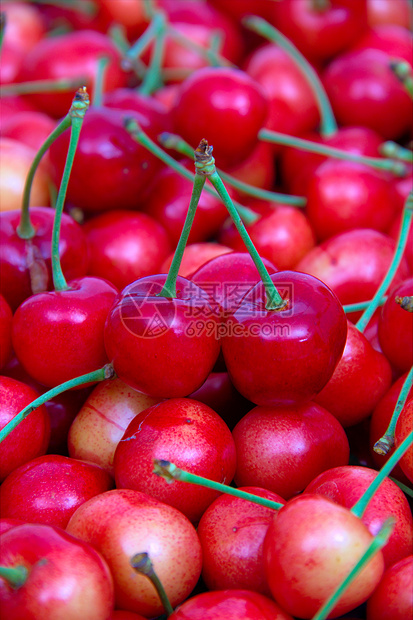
[[0, 1, 412, 619]]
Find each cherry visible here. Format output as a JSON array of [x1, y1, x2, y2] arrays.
[[263, 494, 385, 618], [16, 29, 128, 118], [171, 67, 269, 168], [0, 454, 114, 529], [104, 274, 221, 399], [232, 401, 349, 499], [378, 277, 413, 372], [12, 276, 118, 388], [366, 555, 413, 620], [395, 398, 413, 483], [102, 87, 172, 133], [221, 270, 347, 406], [114, 397, 237, 523], [0, 296, 13, 371], [304, 465, 413, 569], [367, 0, 413, 28], [82, 210, 172, 291], [314, 321, 393, 427], [0, 110, 56, 152], [49, 107, 163, 214], [270, 0, 368, 65], [351, 23, 413, 65], [0, 207, 89, 311], [0, 1, 45, 54], [0, 376, 50, 482], [161, 242, 232, 278]]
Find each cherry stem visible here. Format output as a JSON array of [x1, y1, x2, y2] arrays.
[[139, 12, 166, 95], [166, 23, 234, 69], [351, 429, 413, 519], [390, 59, 413, 98], [1, 77, 86, 96], [243, 15, 337, 138], [379, 141, 413, 163], [109, 24, 131, 59], [343, 297, 386, 314], [18, 115, 72, 240], [52, 87, 89, 292], [122, 11, 164, 74], [0, 565, 29, 589], [194, 140, 287, 311], [373, 366, 413, 456], [123, 118, 258, 224], [311, 518, 395, 620], [389, 476, 413, 498], [158, 132, 306, 206], [158, 168, 206, 298], [153, 459, 284, 510], [30, 0, 97, 15], [130, 552, 174, 617], [259, 129, 407, 176], [355, 191, 413, 333], [396, 295, 413, 312], [0, 364, 114, 445], [0, 12, 5, 54], [311, 0, 331, 10], [92, 55, 110, 107]]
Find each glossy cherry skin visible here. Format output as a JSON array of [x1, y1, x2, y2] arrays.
[[232, 402, 349, 499], [314, 321, 393, 427], [66, 488, 202, 617], [367, 0, 413, 28], [221, 271, 347, 406], [0, 454, 114, 529], [0, 295, 13, 370], [395, 398, 413, 483], [304, 465, 413, 569], [16, 29, 128, 118], [0, 523, 115, 620], [104, 274, 221, 399], [82, 210, 172, 291], [0, 110, 56, 152], [297, 229, 410, 322], [271, 0, 368, 64], [161, 242, 232, 278], [218, 201, 316, 271], [171, 67, 269, 168], [114, 397, 237, 523], [378, 278, 413, 372], [263, 494, 385, 619], [366, 555, 413, 620], [12, 276, 118, 388], [0, 376, 50, 482], [0, 206, 89, 311], [68, 377, 160, 476], [322, 48, 412, 140], [169, 590, 294, 620], [305, 160, 398, 241], [197, 486, 286, 595], [190, 251, 278, 315], [142, 166, 228, 246], [244, 42, 320, 138], [49, 107, 163, 214]]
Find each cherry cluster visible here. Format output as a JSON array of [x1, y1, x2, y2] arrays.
[[0, 1, 412, 620]]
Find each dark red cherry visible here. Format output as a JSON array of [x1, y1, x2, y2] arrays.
[[378, 278, 413, 372]]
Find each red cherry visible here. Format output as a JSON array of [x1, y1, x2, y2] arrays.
[[12, 276, 118, 388], [232, 401, 349, 498], [378, 278, 413, 372], [0, 110, 56, 152], [222, 271, 347, 406], [366, 555, 413, 620], [161, 242, 232, 278], [0, 376, 50, 482], [0, 296, 13, 371], [104, 274, 221, 398], [351, 24, 413, 65], [171, 67, 269, 168], [395, 398, 413, 483], [367, 0, 413, 28]]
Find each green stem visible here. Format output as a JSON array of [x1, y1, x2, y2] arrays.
[[351, 429, 413, 519], [30, 0, 97, 15], [243, 15, 337, 137], [18, 115, 72, 240], [1, 77, 86, 96], [166, 24, 234, 69], [0, 565, 29, 589], [139, 13, 166, 96], [390, 59, 413, 99], [123, 119, 258, 224], [194, 140, 286, 310], [51, 88, 89, 292], [122, 11, 165, 74], [379, 141, 413, 163], [131, 553, 174, 617], [108, 24, 131, 57], [0, 12, 5, 54], [158, 171, 206, 298], [259, 129, 407, 177], [311, 518, 395, 620], [389, 476, 413, 498], [373, 366, 413, 455], [92, 55, 110, 107], [356, 191, 413, 332], [0, 364, 114, 445], [343, 297, 387, 314], [311, 0, 331, 10], [153, 460, 284, 511], [158, 132, 306, 206]]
